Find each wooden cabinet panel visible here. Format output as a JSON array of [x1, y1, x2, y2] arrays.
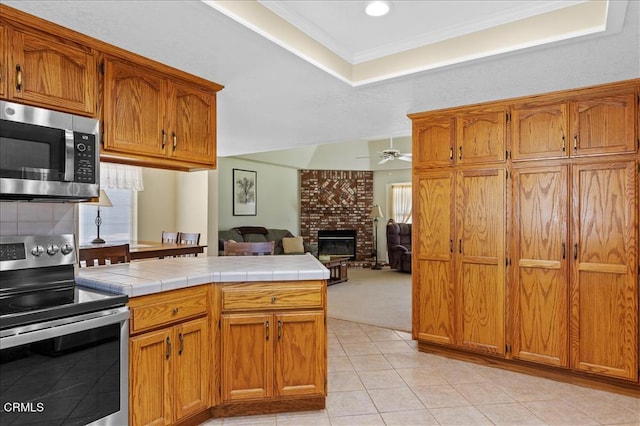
[[222, 282, 324, 311], [412, 117, 455, 167], [103, 57, 164, 158], [413, 172, 456, 345], [274, 312, 325, 397], [570, 161, 638, 381], [8, 28, 96, 115], [456, 169, 506, 354], [173, 317, 210, 420], [570, 90, 637, 156], [130, 329, 172, 426], [0, 24, 6, 98], [169, 80, 217, 165], [511, 102, 568, 160], [511, 166, 569, 367], [456, 109, 506, 164], [221, 313, 273, 402]]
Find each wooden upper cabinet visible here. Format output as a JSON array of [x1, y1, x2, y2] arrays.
[[511, 102, 568, 161], [570, 89, 637, 156], [412, 117, 455, 168], [0, 24, 6, 98], [103, 57, 165, 158], [5, 27, 96, 115], [456, 109, 506, 164], [167, 80, 217, 166]]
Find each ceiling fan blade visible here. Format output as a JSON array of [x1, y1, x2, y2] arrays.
[[378, 156, 392, 164], [399, 155, 412, 162]]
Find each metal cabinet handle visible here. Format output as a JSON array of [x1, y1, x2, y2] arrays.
[[278, 320, 282, 339], [449, 239, 453, 253], [573, 135, 578, 153], [178, 332, 184, 355], [266, 320, 270, 341], [561, 135, 565, 153], [166, 336, 171, 360], [162, 129, 166, 149], [16, 64, 22, 92], [449, 146, 453, 161], [172, 132, 177, 151], [458, 146, 463, 160], [562, 242, 566, 259], [458, 239, 462, 254], [172, 307, 179, 314], [574, 243, 578, 260], [271, 296, 276, 303]]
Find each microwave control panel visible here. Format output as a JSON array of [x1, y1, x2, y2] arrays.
[[74, 132, 97, 184]]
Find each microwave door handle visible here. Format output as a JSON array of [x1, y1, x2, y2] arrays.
[[64, 129, 75, 181]]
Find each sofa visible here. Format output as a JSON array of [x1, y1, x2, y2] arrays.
[[386, 221, 412, 272], [218, 226, 314, 255]]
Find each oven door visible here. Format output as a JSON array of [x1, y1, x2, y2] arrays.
[[0, 307, 129, 426]]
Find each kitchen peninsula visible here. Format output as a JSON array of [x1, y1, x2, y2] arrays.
[[77, 254, 329, 426]]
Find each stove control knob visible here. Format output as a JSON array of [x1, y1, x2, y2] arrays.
[[60, 243, 74, 255], [31, 245, 45, 257], [47, 244, 60, 256]]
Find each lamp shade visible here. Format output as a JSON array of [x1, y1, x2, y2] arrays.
[[88, 189, 113, 207], [369, 205, 383, 219]]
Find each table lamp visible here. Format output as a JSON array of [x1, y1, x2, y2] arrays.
[[370, 205, 384, 270], [88, 189, 113, 244]]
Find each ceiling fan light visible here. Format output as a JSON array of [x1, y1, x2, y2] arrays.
[[365, 1, 390, 17]]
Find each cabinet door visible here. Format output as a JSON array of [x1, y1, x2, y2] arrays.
[[511, 166, 569, 367], [0, 24, 6, 98], [511, 102, 568, 161], [274, 311, 325, 397], [571, 161, 638, 381], [412, 117, 455, 168], [103, 57, 165, 158], [130, 329, 172, 426], [167, 80, 217, 166], [456, 168, 506, 355], [8, 28, 96, 115], [456, 109, 506, 164], [173, 318, 210, 421], [570, 90, 637, 156], [221, 313, 273, 401], [413, 171, 456, 345]]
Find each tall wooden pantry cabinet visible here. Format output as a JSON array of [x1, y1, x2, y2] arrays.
[[410, 79, 639, 392]]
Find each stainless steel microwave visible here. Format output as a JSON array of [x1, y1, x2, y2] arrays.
[[0, 101, 100, 201]]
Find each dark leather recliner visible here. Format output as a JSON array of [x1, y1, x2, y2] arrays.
[[386, 221, 411, 273]]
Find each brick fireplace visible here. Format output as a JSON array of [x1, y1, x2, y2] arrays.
[[299, 170, 373, 262]]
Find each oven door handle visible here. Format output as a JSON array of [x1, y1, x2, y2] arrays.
[[0, 307, 130, 349]]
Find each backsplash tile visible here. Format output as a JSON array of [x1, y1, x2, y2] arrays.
[[0, 202, 76, 237]]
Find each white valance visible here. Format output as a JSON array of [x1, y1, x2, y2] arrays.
[[100, 163, 144, 191]]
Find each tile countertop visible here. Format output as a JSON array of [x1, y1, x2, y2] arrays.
[[76, 253, 330, 297]]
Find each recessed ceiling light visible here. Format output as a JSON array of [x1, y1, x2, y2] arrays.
[[365, 1, 390, 17]]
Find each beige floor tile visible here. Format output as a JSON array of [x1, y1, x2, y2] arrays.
[[328, 356, 355, 373], [368, 387, 426, 412], [357, 369, 406, 390], [326, 390, 378, 417], [477, 402, 547, 425], [348, 354, 393, 372], [380, 409, 440, 425], [437, 365, 488, 384], [454, 382, 516, 405], [383, 352, 434, 369], [564, 394, 640, 424], [373, 340, 414, 354], [334, 332, 373, 343], [341, 341, 382, 356], [220, 414, 276, 425], [275, 409, 330, 425], [362, 328, 403, 342], [429, 405, 493, 425], [522, 400, 599, 425], [394, 330, 413, 340], [328, 413, 385, 425], [395, 367, 448, 387], [328, 371, 365, 392], [328, 344, 347, 358], [412, 384, 471, 409]]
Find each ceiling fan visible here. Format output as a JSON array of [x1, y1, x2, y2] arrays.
[[359, 137, 412, 164]]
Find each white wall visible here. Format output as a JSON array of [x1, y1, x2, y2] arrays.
[[176, 170, 209, 248], [137, 168, 177, 241], [373, 168, 412, 263], [217, 157, 300, 233]]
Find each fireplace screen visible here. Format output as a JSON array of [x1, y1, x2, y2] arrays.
[[317, 230, 356, 260]]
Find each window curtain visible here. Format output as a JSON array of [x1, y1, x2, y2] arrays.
[[391, 183, 412, 223], [100, 163, 144, 191]]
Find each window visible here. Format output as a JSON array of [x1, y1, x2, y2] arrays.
[[390, 182, 412, 223]]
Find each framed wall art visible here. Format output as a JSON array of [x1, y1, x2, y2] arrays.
[[233, 168, 257, 216]]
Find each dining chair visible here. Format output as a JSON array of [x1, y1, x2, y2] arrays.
[[223, 241, 275, 256], [79, 244, 131, 267], [161, 231, 179, 243], [177, 232, 201, 245]]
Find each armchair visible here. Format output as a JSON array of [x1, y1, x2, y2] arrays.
[[386, 221, 412, 273]]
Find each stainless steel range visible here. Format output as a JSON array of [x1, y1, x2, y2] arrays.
[[0, 234, 129, 425]]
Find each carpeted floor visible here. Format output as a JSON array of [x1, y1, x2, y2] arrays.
[[327, 267, 411, 332]]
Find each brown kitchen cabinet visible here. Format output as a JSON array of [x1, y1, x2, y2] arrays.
[[0, 24, 6, 98], [511, 101, 568, 161], [456, 108, 506, 165], [412, 116, 456, 168], [102, 55, 218, 170], [2, 24, 96, 115], [128, 286, 210, 426]]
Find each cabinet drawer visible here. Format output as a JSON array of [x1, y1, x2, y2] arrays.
[[129, 286, 208, 334], [222, 282, 324, 312]]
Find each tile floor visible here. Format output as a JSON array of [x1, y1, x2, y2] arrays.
[[202, 318, 639, 425]]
